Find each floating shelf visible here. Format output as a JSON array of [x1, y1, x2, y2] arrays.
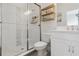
[[42, 18, 54, 22], [41, 4, 55, 11], [41, 4, 55, 22], [41, 12, 55, 16]]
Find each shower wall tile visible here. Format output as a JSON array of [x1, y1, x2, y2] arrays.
[[28, 24, 40, 49], [2, 23, 27, 55], [1, 3, 28, 56], [2, 3, 27, 24], [2, 4, 7, 20], [2, 4, 16, 24], [16, 24, 27, 49], [10, 3, 26, 9], [16, 6, 27, 25], [41, 21, 56, 42], [2, 23, 17, 55]]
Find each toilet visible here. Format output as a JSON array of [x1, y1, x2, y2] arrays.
[[34, 41, 48, 56]]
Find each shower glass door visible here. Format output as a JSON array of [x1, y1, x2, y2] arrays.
[[1, 3, 40, 56], [28, 3, 40, 49]]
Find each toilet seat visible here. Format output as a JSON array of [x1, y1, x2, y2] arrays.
[[34, 41, 48, 56], [34, 41, 47, 47]]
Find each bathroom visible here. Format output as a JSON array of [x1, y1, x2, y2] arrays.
[[0, 3, 79, 56]]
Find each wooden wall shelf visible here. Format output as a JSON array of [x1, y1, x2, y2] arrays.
[[42, 18, 54, 22], [42, 12, 55, 16], [41, 4, 55, 22], [41, 4, 55, 11]]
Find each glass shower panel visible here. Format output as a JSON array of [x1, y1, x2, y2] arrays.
[[16, 4, 27, 53], [2, 3, 28, 56], [28, 3, 40, 49]]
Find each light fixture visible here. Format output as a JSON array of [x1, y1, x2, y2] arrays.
[[24, 10, 32, 15]]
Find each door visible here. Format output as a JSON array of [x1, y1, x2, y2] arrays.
[[51, 37, 71, 56], [28, 3, 40, 49]]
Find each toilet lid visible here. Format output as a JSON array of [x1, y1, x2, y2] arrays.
[[34, 41, 47, 47]]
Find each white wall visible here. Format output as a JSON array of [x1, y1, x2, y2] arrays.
[[39, 3, 51, 9], [41, 21, 56, 42], [40, 3, 79, 42], [39, 3, 57, 42]]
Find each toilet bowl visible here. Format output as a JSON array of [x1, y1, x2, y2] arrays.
[[34, 41, 48, 56]]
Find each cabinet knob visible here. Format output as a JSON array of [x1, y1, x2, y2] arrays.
[[68, 47, 71, 52], [72, 47, 74, 54]]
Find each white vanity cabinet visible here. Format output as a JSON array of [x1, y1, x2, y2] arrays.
[[51, 39, 71, 56], [51, 31, 79, 56]]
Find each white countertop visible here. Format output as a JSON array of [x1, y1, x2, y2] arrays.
[[51, 30, 79, 34], [43, 30, 79, 36]]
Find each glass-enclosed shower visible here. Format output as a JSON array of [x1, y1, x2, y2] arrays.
[[0, 3, 41, 56]]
